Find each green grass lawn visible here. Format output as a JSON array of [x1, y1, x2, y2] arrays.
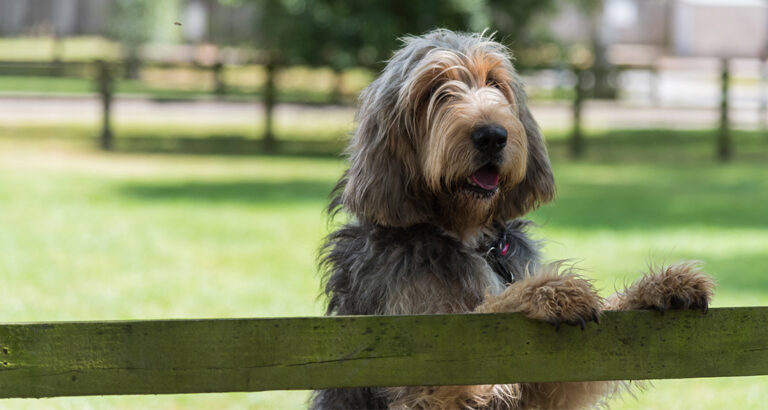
[[0, 132, 767, 409]]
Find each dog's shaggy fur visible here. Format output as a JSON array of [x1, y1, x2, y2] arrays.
[[311, 30, 715, 409]]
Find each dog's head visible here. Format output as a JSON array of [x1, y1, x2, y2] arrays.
[[334, 29, 554, 237]]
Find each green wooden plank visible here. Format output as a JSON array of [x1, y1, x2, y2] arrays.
[[0, 307, 766, 398]]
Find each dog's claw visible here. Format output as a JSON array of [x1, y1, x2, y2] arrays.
[[701, 304, 709, 314], [552, 319, 562, 332], [578, 317, 586, 331], [592, 312, 601, 325]]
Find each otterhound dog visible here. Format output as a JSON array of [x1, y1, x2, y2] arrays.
[[311, 29, 715, 409]]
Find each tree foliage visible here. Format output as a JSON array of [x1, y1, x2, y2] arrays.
[[109, 0, 159, 78], [109, 0, 157, 47], [250, 0, 557, 69]]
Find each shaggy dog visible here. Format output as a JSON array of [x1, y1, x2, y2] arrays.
[[310, 29, 715, 409]]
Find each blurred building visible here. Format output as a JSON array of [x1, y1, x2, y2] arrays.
[[0, 0, 256, 44], [0, 0, 111, 35], [550, 0, 768, 61], [2, 0, 768, 62], [673, 0, 768, 58]]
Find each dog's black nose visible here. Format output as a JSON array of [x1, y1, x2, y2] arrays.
[[471, 124, 507, 156]]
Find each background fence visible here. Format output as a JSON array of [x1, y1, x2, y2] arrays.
[[0, 57, 747, 159]]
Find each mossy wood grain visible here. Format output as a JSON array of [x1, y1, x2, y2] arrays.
[[0, 308, 766, 398]]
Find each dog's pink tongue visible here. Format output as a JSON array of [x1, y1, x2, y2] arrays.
[[471, 166, 499, 190]]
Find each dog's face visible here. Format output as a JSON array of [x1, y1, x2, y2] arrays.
[[336, 30, 554, 237], [407, 42, 530, 232]]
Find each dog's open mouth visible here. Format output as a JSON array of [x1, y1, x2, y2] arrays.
[[464, 164, 500, 197]]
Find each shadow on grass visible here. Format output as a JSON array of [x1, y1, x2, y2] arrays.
[[100, 128, 768, 230], [122, 172, 767, 231], [118, 180, 335, 205], [113, 136, 345, 158], [535, 182, 767, 230], [106, 128, 768, 162], [531, 129, 768, 230]]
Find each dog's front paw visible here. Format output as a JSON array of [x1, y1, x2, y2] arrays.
[[616, 261, 715, 314], [479, 264, 602, 331], [518, 273, 603, 331]]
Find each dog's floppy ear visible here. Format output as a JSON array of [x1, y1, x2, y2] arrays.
[[333, 68, 432, 227], [498, 80, 556, 218]]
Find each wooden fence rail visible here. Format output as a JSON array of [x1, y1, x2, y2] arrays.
[[0, 307, 766, 399]]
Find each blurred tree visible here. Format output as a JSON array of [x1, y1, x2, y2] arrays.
[[252, 0, 284, 149], [301, 1, 483, 102], [571, 0, 616, 99], [247, 0, 479, 145], [239, 0, 561, 146], [153, 0, 184, 44], [109, 0, 156, 79], [254, 0, 563, 83], [485, 0, 558, 57]]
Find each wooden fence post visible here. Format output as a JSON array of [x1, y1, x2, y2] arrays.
[[570, 68, 585, 159], [212, 62, 226, 96], [51, 35, 64, 77], [263, 60, 277, 151], [649, 64, 660, 106], [759, 58, 767, 132], [96, 60, 114, 151], [330, 66, 344, 104], [718, 58, 731, 161]]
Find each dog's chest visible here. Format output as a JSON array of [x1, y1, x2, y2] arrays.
[[324, 221, 538, 316], [382, 249, 507, 315]]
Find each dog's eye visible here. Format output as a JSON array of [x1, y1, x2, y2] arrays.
[[485, 78, 503, 89]]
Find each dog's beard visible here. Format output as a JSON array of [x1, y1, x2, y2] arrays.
[[432, 174, 501, 239]]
